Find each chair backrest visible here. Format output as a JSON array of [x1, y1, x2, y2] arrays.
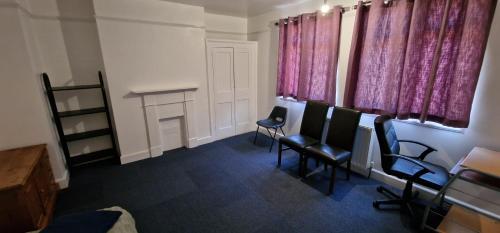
[[325, 107, 362, 151], [374, 115, 400, 171], [299, 101, 329, 140], [268, 106, 287, 124]]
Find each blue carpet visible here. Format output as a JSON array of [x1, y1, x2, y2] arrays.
[[55, 132, 419, 233]]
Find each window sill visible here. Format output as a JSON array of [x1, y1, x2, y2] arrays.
[[394, 118, 465, 134], [362, 114, 464, 133], [276, 96, 305, 103], [276, 97, 464, 134]]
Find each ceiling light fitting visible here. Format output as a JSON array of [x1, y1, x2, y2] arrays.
[[321, 0, 330, 13]]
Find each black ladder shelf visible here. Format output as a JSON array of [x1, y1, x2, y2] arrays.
[[42, 71, 118, 170]]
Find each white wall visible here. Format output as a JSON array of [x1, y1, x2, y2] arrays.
[[0, 0, 67, 186], [0, 0, 115, 188], [248, 0, 500, 208], [27, 0, 111, 158], [248, 0, 354, 119], [4, 0, 496, 209], [205, 13, 247, 40], [94, 0, 212, 162], [0, 0, 254, 187]]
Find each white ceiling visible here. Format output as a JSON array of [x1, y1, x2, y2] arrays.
[[163, 0, 311, 17]]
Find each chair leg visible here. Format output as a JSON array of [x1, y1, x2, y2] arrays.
[[324, 163, 328, 171], [328, 165, 336, 195], [402, 181, 414, 202], [298, 153, 304, 177], [346, 158, 351, 180], [253, 126, 259, 144], [269, 128, 277, 152], [277, 142, 282, 168], [302, 155, 309, 178], [315, 159, 320, 167], [279, 127, 286, 136], [377, 186, 400, 199], [373, 183, 419, 214], [373, 199, 403, 209]]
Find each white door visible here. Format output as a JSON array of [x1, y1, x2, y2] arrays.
[[233, 47, 252, 134], [211, 47, 236, 139]]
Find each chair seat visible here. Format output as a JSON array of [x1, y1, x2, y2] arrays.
[[305, 144, 352, 164], [257, 118, 284, 128], [279, 134, 319, 150], [390, 158, 449, 190]]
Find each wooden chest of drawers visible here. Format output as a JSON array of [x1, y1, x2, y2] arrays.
[[0, 144, 58, 233]]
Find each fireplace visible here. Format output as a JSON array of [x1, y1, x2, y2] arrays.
[[132, 84, 198, 157]]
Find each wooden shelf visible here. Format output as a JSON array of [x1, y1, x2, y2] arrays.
[[52, 84, 101, 91], [58, 107, 106, 118], [64, 128, 111, 142], [438, 205, 499, 233]]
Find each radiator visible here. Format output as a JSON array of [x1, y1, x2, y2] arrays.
[[350, 126, 374, 177], [321, 123, 374, 177]]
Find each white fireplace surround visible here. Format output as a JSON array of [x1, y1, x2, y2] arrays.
[[131, 84, 198, 157]]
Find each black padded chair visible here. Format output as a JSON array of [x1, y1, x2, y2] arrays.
[[373, 115, 449, 215], [303, 107, 361, 195], [254, 106, 288, 152], [277, 101, 329, 176]]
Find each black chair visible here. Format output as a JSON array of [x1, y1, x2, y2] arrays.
[[277, 101, 329, 176], [373, 115, 449, 215], [254, 106, 288, 152], [303, 107, 362, 195]]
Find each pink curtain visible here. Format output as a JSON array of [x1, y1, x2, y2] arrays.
[[345, 0, 413, 115], [421, 0, 497, 127], [343, 2, 370, 108], [344, 0, 497, 128], [277, 8, 342, 106], [277, 17, 301, 98]]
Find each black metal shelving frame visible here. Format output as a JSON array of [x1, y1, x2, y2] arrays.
[[42, 71, 118, 170]]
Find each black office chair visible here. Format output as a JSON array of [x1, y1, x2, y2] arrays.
[[373, 115, 449, 215], [254, 106, 288, 152], [277, 101, 329, 176], [303, 107, 361, 195]]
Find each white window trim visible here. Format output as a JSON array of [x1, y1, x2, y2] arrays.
[[394, 118, 465, 134], [277, 97, 465, 133]]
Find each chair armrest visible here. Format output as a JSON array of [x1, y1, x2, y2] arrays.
[[398, 140, 437, 160], [385, 153, 435, 180]]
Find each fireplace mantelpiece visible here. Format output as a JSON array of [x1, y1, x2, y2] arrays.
[[131, 84, 198, 157], [130, 83, 198, 94]]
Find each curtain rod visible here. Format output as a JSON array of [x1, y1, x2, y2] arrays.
[[273, 0, 373, 26]]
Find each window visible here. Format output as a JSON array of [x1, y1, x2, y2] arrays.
[[343, 0, 496, 128], [276, 8, 342, 106]]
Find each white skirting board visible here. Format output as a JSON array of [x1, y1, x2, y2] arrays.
[[197, 135, 214, 145], [120, 149, 151, 164], [119, 135, 214, 164], [149, 145, 164, 158], [55, 170, 69, 189]]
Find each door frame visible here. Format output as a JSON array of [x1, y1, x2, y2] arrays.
[[206, 39, 258, 141]]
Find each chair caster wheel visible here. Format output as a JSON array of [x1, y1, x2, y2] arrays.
[[376, 186, 383, 193], [373, 201, 380, 209]]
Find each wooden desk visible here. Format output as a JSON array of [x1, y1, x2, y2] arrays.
[[438, 205, 500, 233], [435, 147, 500, 233], [450, 147, 500, 189]]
